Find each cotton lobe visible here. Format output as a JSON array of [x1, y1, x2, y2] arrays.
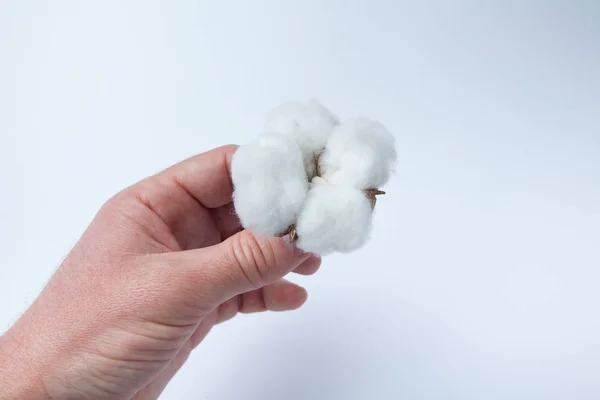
[[319, 118, 397, 189], [231, 133, 308, 237], [264, 99, 339, 178], [295, 177, 373, 255]]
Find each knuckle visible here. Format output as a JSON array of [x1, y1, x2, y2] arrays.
[[98, 188, 136, 217]]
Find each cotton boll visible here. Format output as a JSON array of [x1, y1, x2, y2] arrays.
[[264, 100, 338, 178], [319, 118, 397, 189], [231, 133, 309, 237], [295, 179, 373, 255]]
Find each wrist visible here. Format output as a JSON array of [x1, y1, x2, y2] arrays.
[[0, 324, 51, 399]]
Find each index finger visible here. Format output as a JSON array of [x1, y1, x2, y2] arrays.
[[156, 144, 239, 209]]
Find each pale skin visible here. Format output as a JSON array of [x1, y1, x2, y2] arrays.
[[0, 145, 321, 399]]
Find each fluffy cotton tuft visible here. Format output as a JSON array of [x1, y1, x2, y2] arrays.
[[319, 118, 397, 189], [264, 99, 339, 178], [295, 177, 373, 255], [231, 133, 309, 237]]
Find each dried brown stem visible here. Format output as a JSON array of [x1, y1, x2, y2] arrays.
[[288, 225, 298, 243], [313, 152, 322, 178], [363, 188, 386, 208]]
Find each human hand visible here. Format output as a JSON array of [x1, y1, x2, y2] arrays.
[[0, 145, 321, 399]]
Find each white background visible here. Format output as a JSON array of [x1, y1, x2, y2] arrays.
[[1, 1, 600, 399]]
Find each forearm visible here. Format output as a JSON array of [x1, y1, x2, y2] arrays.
[[0, 323, 50, 399]]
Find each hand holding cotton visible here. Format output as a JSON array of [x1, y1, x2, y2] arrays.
[[231, 100, 396, 256]]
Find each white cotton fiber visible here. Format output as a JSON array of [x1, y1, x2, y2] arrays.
[[264, 99, 339, 178], [295, 177, 373, 255], [231, 133, 309, 237], [319, 118, 397, 189]]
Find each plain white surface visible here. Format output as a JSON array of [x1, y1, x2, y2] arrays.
[[1, 1, 600, 399]]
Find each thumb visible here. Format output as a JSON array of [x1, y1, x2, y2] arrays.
[[164, 230, 312, 302]]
